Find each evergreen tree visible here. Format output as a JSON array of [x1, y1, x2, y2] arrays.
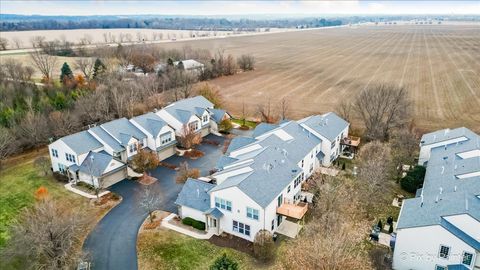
[[177, 61, 184, 70], [60, 62, 73, 83], [210, 253, 238, 270], [167, 58, 174, 66], [93, 58, 106, 79]]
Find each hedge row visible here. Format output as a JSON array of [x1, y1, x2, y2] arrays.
[[182, 217, 206, 231]]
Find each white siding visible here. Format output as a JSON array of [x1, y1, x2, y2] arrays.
[[393, 225, 477, 270], [179, 206, 207, 223]]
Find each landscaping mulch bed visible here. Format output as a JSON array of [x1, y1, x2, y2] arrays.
[[208, 234, 254, 256], [93, 192, 120, 206], [183, 149, 204, 159], [159, 162, 178, 170], [203, 139, 221, 146], [138, 175, 158, 185]]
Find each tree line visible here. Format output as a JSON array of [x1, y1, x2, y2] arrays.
[[1, 16, 343, 32]]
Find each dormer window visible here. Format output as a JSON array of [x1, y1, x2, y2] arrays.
[[189, 121, 199, 131], [202, 115, 209, 123], [129, 144, 137, 153]]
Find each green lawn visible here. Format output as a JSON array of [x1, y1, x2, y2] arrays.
[[138, 229, 268, 270], [0, 159, 75, 247], [231, 118, 258, 129]]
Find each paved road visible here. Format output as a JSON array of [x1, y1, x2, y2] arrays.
[[83, 135, 226, 270]]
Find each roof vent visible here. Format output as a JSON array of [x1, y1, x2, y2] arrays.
[[196, 188, 200, 198], [439, 187, 443, 195], [454, 185, 457, 192], [435, 195, 439, 203], [441, 166, 445, 174]]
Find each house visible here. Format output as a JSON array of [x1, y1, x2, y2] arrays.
[[208, 108, 232, 133], [130, 112, 177, 160], [174, 59, 204, 73], [156, 95, 218, 138], [298, 112, 349, 166], [48, 95, 228, 188], [393, 127, 480, 270], [175, 113, 349, 242]]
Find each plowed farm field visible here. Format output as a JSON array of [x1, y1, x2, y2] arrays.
[[159, 25, 480, 132]]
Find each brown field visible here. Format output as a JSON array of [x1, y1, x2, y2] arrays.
[[157, 25, 480, 133]]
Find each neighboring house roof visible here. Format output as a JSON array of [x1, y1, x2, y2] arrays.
[[174, 59, 204, 70], [59, 130, 103, 155], [215, 156, 239, 170], [396, 128, 480, 246], [89, 126, 124, 152], [78, 151, 125, 178], [299, 112, 349, 141], [209, 108, 227, 124], [213, 120, 322, 208], [225, 137, 257, 154], [131, 112, 168, 137], [420, 127, 475, 146], [175, 178, 215, 212], [166, 108, 196, 125], [100, 118, 147, 146], [163, 96, 214, 123], [252, 123, 279, 137]]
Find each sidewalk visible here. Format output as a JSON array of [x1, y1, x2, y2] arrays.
[[161, 213, 214, 240], [64, 182, 110, 199]]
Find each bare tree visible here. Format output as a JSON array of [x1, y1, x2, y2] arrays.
[[237, 54, 255, 71], [131, 50, 155, 74], [253, 230, 275, 262], [0, 127, 14, 167], [48, 111, 78, 138], [390, 128, 419, 176], [34, 156, 51, 176], [12, 37, 23, 49], [178, 123, 202, 149], [15, 109, 50, 148], [175, 161, 200, 183], [130, 146, 159, 174], [356, 141, 393, 208], [353, 84, 410, 141], [139, 185, 161, 222], [0, 37, 8, 50], [257, 97, 277, 123], [74, 58, 96, 80], [279, 97, 289, 120], [1, 199, 89, 269], [30, 35, 45, 48], [30, 49, 57, 82], [337, 100, 352, 123]]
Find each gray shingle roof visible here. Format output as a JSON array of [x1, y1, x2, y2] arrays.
[[226, 137, 257, 154], [78, 151, 125, 177], [100, 118, 146, 146], [252, 123, 279, 137], [175, 178, 215, 212], [397, 128, 480, 234], [213, 120, 321, 208], [60, 130, 103, 155], [420, 127, 475, 146], [89, 126, 124, 152], [164, 95, 213, 124], [299, 112, 349, 141], [204, 208, 223, 219], [209, 108, 227, 124], [131, 112, 168, 137]]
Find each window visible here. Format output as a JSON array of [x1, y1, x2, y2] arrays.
[[58, 163, 66, 174], [202, 114, 209, 123], [246, 207, 259, 220], [139, 140, 144, 147], [301, 159, 304, 168], [439, 245, 450, 259], [188, 121, 199, 131], [271, 219, 275, 230], [462, 252, 473, 266], [51, 149, 58, 158], [215, 197, 232, 211], [435, 265, 445, 270], [331, 141, 336, 148], [129, 144, 137, 153], [293, 174, 302, 188], [233, 220, 250, 236], [287, 185, 291, 193], [65, 153, 75, 163], [309, 163, 314, 173], [160, 132, 172, 144]]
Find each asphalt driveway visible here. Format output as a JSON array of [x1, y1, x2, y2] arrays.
[[83, 134, 226, 270]]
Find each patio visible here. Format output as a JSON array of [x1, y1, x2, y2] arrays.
[[276, 219, 303, 238]]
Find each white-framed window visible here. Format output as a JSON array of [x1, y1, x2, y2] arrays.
[[331, 141, 336, 149], [246, 207, 259, 221], [129, 144, 137, 153], [293, 174, 302, 188], [58, 163, 66, 174], [435, 265, 446, 270], [462, 251, 474, 266], [139, 139, 144, 147], [301, 159, 304, 168], [160, 132, 172, 144], [188, 121, 199, 131], [232, 220, 250, 236], [271, 219, 275, 230], [287, 185, 291, 193], [51, 149, 58, 158], [65, 153, 75, 163], [202, 114, 208, 123], [215, 197, 232, 211], [438, 245, 450, 259], [309, 163, 314, 173]]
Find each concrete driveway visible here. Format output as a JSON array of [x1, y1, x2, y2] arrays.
[[83, 134, 226, 270]]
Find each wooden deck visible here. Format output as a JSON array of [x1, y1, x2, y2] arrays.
[[276, 202, 308, 219], [341, 136, 361, 147]]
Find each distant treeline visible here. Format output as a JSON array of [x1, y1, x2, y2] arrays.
[[0, 16, 343, 31]]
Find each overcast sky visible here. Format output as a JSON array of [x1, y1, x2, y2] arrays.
[[2, 1, 479, 16]]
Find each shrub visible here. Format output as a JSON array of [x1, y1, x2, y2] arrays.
[[218, 119, 233, 132], [253, 229, 275, 262], [210, 253, 238, 270], [182, 217, 205, 230], [52, 172, 69, 182], [400, 175, 417, 193]]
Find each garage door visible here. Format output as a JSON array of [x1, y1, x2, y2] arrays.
[[101, 168, 127, 188], [158, 146, 176, 161]]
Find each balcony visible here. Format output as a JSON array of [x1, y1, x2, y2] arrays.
[[277, 201, 308, 219], [341, 136, 361, 147]]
